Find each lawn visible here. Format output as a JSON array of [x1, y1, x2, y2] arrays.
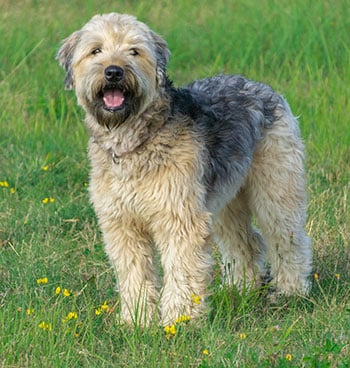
[[0, 0, 349, 367]]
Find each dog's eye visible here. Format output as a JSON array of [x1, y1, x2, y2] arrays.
[[92, 48, 102, 55], [130, 48, 139, 56]]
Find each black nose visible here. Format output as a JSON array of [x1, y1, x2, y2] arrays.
[[104, 65, 124, 82]]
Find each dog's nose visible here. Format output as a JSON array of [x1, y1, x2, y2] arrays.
[[104, 65, 124, 82]]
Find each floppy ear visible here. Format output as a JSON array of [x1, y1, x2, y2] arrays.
[[150, 31, 170, 87], [56, 31, 81, 90]]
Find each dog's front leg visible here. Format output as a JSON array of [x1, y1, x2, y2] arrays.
[[152, 207, 212, 326], [102, 218, 159, 327]]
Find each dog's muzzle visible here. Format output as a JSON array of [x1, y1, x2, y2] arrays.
[[102, 65, 125, 111]]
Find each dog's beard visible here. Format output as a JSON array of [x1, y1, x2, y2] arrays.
[[80, 67, 157, 130], [88, 80, 144, 129]]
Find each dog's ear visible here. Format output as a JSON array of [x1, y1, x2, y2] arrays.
[[56, 31, 81, 90], [150, 31, 170, 87]]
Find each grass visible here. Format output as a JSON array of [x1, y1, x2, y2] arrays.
[[0, 0, 349, 366]]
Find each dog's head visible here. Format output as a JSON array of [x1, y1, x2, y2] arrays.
[[57, 13, 170, 125]]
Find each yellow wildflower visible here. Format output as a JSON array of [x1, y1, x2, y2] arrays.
[[202, 349, 209, 355], [42, 165, 49, 171], [63, 288, 71, 297], [239, 332, 247, 340], [174, 315, 191, 324], [55, 286, 61, 295], [68, 312, 78, 319], [285, 354, 293, 361], [335, 273, 340, 280], [36, 277, 48, 284], [95, 301, 110, 315], [101, 301, 110, 311], [26, 308, 34, 316], [38, 321, 52, 331], [164, 324, 176, 337], [10, 188, 16, 194], [0, 181, 9, 187], [191, 294, 202, 305], [41, 197, 55, 204], [314, 273, 319, 280], [62, 312, 78, 323]]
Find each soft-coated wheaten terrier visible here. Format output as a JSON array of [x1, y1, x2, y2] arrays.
[[57, 13, 312, 326]]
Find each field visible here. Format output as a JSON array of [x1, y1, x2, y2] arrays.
[[0, 0, 349, 367]]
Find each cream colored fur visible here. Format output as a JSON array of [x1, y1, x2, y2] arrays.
[[57, 13, 312, 327]]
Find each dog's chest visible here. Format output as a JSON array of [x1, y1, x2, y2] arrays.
[[88, 135, 201, 220], [89, 155, 158, 219]]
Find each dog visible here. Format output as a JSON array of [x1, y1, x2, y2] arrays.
[[57, 13, 312, 326]]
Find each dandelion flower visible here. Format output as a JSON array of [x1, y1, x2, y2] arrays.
[[239, 332, 247, 340], [42, 165, 49, 171], [202, 349, 209, 355], [0, 181, 9, 187], [314, 273, 319, 280], [10, 188, 16, 194], [36, 277, 48, 284], [95, 308, 102, 316], [285, 354, 293, 361], [55, 286, 61, 295]]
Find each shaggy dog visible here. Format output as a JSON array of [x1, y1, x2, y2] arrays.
[[57, 13, 312, 326]]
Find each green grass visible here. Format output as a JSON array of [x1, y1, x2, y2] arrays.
[[1, 0, 349, 367]]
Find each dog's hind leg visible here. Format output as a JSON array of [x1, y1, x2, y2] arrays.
[[213, 190, 266, 290], [247, 109, 312, 295]]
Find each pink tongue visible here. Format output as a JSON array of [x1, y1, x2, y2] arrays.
[[103, 90, 125, 108]]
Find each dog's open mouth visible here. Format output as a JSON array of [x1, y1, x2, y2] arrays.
[[101, 87, 125, 111]]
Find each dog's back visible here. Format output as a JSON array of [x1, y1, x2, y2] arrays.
[[170, 75, 292, 214], [187, 74, 283, 126]]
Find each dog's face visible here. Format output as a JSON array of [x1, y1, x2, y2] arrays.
[[57, 13, 170, 126]]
